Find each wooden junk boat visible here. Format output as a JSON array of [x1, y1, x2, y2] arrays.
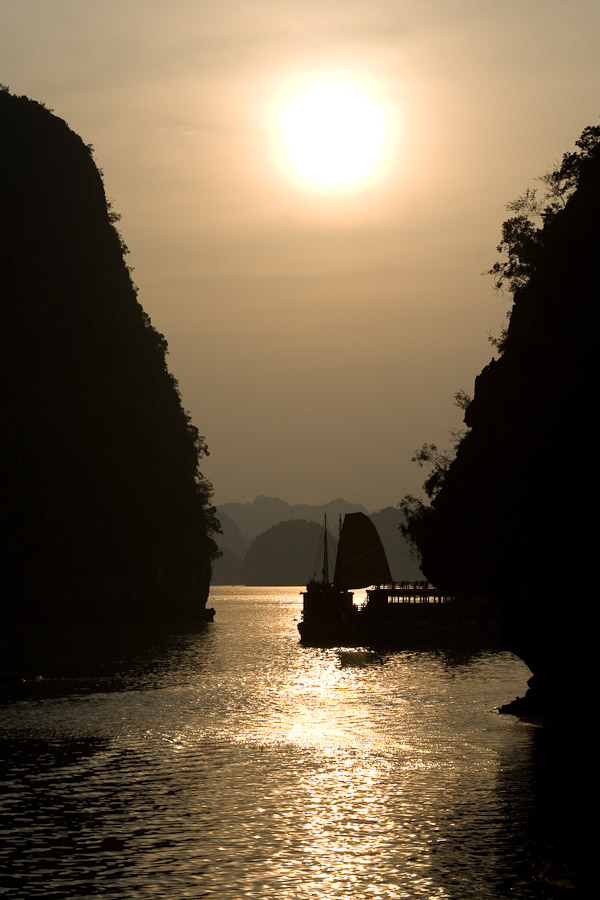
[[298, 512, 499, 647]]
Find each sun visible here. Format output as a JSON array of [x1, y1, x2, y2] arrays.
[[280, 81, 388, 190]]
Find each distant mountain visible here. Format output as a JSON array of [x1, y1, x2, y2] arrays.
[[218, 495, 368, 543], [240, 520, 327, 586], [214, 497, 423, 584], [215, 510, 248, 558], [212, 548, 244, 585], [370, 507, 423, 581]]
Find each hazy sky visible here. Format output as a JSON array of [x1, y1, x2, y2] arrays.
[[3, 1, 599, 510]]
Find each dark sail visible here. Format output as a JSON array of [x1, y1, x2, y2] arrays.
[[333, 512, 392, 589]]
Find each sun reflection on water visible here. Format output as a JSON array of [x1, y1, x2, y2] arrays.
[[241, 746, 455, 899], [205, 639, 474, 897]]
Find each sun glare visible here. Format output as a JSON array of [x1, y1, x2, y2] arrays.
[[279, 80, 389, 191]]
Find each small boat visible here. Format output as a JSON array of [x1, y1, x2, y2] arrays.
[[298, 512, 500, 648]]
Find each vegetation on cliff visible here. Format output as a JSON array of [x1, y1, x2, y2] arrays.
[[401, 123, 600, 713], [1, 89, 219, 623]]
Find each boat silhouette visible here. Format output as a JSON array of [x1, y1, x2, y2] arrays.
[[298, 513, 499, 648]]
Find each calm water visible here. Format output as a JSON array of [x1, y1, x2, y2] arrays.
[[0, 587, 564, 899]]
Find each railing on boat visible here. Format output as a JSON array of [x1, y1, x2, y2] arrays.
[[367, 582, 454, 605]]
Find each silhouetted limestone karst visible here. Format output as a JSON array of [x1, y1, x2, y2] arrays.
[[214, 510, 248, 559], [211, 511, 246, 585], [211, 548, 244, 585], [240, 519, 330, 586], [404, 124, 599, 719], [1, 89, 219, 624]]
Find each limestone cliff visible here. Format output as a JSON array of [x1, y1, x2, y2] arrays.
[[1, 89, 219, 624], [408, 125, 599, 718]]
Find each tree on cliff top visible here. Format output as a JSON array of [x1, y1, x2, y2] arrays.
[[1, 88, 219, 622]]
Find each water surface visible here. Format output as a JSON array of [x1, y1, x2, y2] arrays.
[[1, 587, 547, 898]]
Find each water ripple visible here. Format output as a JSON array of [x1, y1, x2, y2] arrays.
[[0, 588, 542, 899]]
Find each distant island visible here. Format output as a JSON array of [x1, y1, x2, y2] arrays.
[[212, 496, 423, 585]]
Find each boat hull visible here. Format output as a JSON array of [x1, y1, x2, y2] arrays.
[[298, 585, 501, 649]]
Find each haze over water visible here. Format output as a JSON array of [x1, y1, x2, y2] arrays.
[[0, 588, 546, 899]]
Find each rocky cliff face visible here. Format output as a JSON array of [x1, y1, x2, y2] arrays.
[[412, 127, 599, 718], [1, 89, 218, 624]]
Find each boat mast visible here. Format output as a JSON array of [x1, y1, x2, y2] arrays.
[[322, 514, 329, 583], [332, 514, 343, 589]]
